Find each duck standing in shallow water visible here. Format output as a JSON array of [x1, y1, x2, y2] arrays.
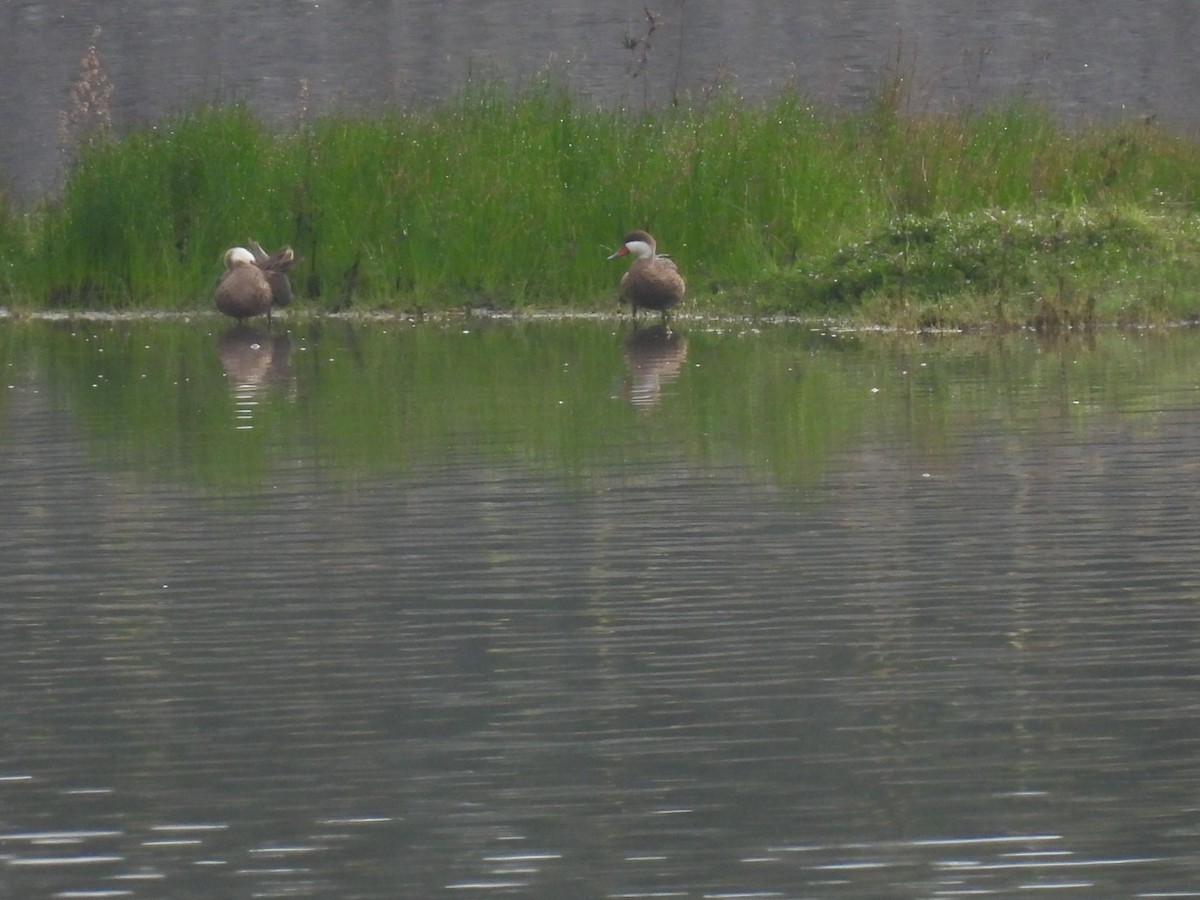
[[215, 240, 298, 323], [607, 230, 685, 321]]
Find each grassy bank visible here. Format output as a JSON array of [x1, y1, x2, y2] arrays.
[[5, 74, 1200, 326]]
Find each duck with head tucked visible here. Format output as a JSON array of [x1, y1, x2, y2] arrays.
[[215, 240, 298, 323], [608, 229, 685, 321]]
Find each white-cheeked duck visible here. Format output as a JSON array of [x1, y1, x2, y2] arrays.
[[215, 240, 298, 322], [607, 230, 685, 320]]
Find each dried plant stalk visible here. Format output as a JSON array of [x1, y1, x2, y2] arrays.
[[59, 26, 114, 155]]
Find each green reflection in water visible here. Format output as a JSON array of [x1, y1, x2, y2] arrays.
[[4, 317, 1199, 493]]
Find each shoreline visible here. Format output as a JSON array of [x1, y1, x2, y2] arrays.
[[5, 73, 1200, 326], [2, 305, 1198, 335]]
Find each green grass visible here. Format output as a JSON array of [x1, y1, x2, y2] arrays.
[[764, 205, 1200, 328], [6, 78, 1200, 325]]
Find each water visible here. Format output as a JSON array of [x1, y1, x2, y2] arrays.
[[7, 1, 1200, 200], [1, 315, 1199, 898]]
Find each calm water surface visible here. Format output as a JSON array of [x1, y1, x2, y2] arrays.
[[2, 317, 1199, 898]]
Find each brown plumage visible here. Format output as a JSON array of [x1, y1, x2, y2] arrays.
[[215, 240, 298, 322], [247, 240, 297, 310], [607, 230, 685, 320]]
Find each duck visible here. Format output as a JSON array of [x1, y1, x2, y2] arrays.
[[607, 229, 685, 320], [215, 240, 297, 322]]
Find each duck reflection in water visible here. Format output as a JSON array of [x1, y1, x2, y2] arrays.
[[217, 325, 293, 429], [621, 324, 689, 407], [607, 229, 685, 322], [215, 240, 298, 323]]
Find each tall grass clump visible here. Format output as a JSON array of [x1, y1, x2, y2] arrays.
[[755, 91, 1200, 324], [39, 105, 280, 306], [0, 187, 30, 301], [602, 89, 879, 289], [9, 43, 1200, 324], [387, 79, 617, 305], [258, 79, 628, 309]]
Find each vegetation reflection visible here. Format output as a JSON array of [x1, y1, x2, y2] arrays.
[[4, 319, 1199, 493]]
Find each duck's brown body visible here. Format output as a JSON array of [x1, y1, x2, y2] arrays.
[[215, 241, 297, 322], [248, 240, 297, 309], [608, 230, 685, 319]]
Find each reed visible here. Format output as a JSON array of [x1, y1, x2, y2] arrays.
[[6, 69, 1200, 324]]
